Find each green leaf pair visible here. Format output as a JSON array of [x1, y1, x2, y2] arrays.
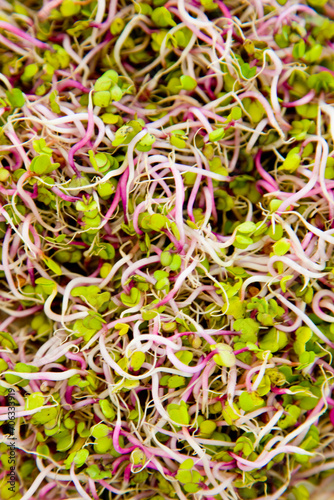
[[73, 313, 105, 341], [151, 7, 176, 28], [85, 464, 111, 479], [75, 198, 98, 214], [176, 459, 203, 493], [199, 420, 217, 437], [43, 256, 62, 276], [64, 449, 89, 469], [242, 98, 265, 123], [175, 350, 193, 365], [24, 392, 45, 411], [0, 331, 18, 350], [129, 351, 146, 371], [293, 326, 313, 356], [237, 221, 256, 234], [222, 402, 240, 424], [170, 129, 188, 148], [216, 278, 242, 299], [91, 423, 110, 439], [214, 190, 234, 211], [72, 286, 110, 310], [33, 138, 53, 156], [31, 405, 58, 425], [278, 404, 301, 429], [169, 27, 193, 49], [167, 400, 190, 426], [30, 154, 60, 175], [68, 374, 90, 388], [139, 212, 169, 232], [160, 374, 186, 388], [239, 391, 266, 412], [225, 296, 245, 319], [89, 150, 119, 173], [234, 234, 253, 249], [233, 434, 255, 457], [279, 147, 301, 172], [273, 238, 291, 256], [233, 318, 259, 342], [94, 70, 126, 106], [55, 429, 74, 452], [6, 88, 25, 108], [209, 128, 225, 142], [289, 119, 315, 141], [240, 62, 257, 79], [290, 383, 321, 410], [258, 328, 288, 352], [120, 287, 141, 307], [211, 343, 236, 367], [136, 133, 156, 152], [92, 242, 116, 260], [209, 157, 228, 178], [60, 0, 81, 17], [112, 120, 143, 147], [99, 400, 116, 421], [21, 63, 39, 83]]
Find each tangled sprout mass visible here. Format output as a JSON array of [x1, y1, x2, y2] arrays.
[[1, 0, 334, 499]]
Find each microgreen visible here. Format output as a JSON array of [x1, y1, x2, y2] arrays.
[[151, 7, 176, 28], [30, 154, 60, 175], [278, 404, 301, 429], [180, 75, 197, 91], [222, 402, 240, 424], [167, 401, 190, 426], [129, 351, 146, 371], [240, 62, 257, 79], [1, 1, 334, 499], [176, 459, 203, 493], [259, 328, 288, 352], [273, 238, 291, 256], [24, 392, 45, 410], [60, 0, 81, 17], [211, 343, 237, 367], [112, 120, 143, 146], [239, 391, 266, 412], [279, 147, 301, 172], [170, 129, 187, 148], [6, 88, 25, 108], [89, 150, 118, 173], [72, 286, 110, 310], [175, 350, 193, 365], [120, 287, 141, 307], [209, 128, 225, 142]]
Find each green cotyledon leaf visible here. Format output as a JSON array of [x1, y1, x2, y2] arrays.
[[211, 343, 236, 367], [112, 120, 143, 147], [167, 401, 190, 425], [239, 391, 265, 412]]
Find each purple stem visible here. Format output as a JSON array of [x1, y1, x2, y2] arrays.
[[51, 187, 81, 202], [119, 168, 129, 223], [65, 386, 74, 405], [0, 21, 50, 49], [281, 90, 315, 108], [255, 150, 278, 190], [56, 79, 90, 93]]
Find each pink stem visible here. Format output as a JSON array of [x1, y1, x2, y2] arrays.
[[0, 21, 50, 49], [281, 90, 315, 108]]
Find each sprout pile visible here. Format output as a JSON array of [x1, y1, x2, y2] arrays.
[[1, 0, 334, 499]]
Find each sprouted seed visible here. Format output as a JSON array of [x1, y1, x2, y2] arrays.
[[0, 1, 334, 500]]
